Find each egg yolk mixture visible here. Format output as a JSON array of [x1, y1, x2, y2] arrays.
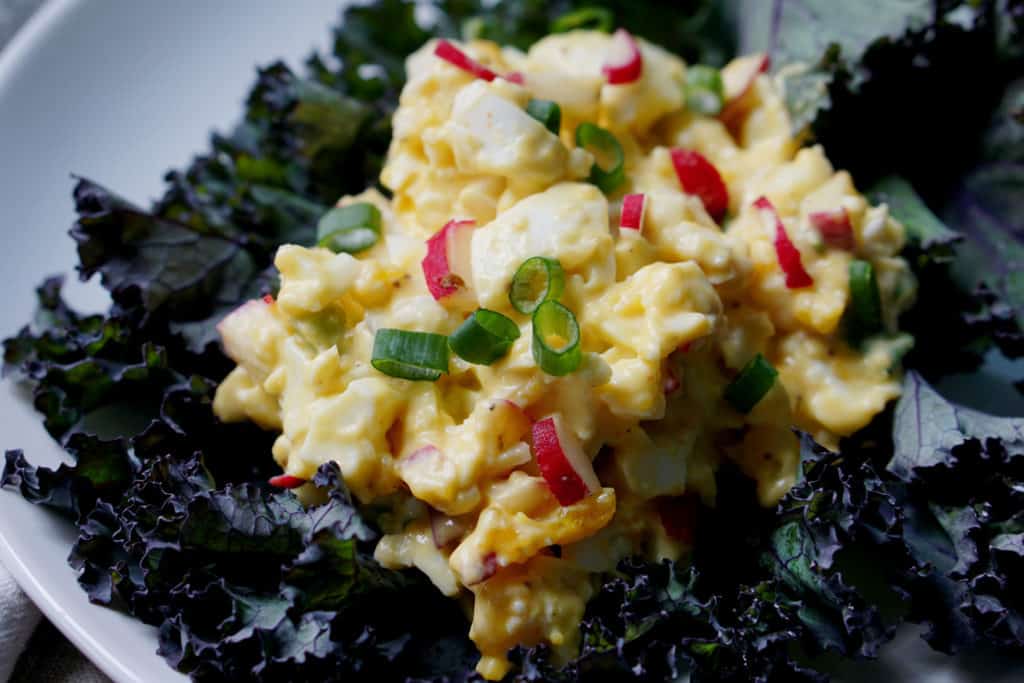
[[213, 30, 917, 680]]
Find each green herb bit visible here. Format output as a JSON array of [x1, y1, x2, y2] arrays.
[[551, 7, 614, 34], [526, 99, 562, 135], [532, 300, 582, 376], [449, 309, 521, 365], [372, 329, 449, 381], [685, 64, 725, 116], [317, 202, 381, 254], [510, 256, 566, 314], [724, 353, 778, 413], [575, 122, 626, 194]]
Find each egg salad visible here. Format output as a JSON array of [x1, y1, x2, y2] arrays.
[[212, 27, 916, 680]]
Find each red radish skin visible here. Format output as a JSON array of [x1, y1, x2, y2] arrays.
[[619, 193, 647, 233], [670, 149, 729, 222], [720, 53, 770, 129], [810, 208, 856, 251], [421, 219, 475, 303], [465, 552, 499, 586], [505, 71, 525, 85], [532, 415, 601, 506], [656, 494, 699, 544], [404, 445, 440, 465], [269, 474, 306, 489], [602, 29, 643, 85], [754, 197, 814, 289], [434, 40, 498, 82], [262, 294, 274, 305]]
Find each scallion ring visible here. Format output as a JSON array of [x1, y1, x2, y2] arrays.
[[510, 256, 565, 315], [723, 353, 777, 413], [685, 65, 725, 116], [576, 123, 625, 194], [317, 202, 381, 254], [371, 329, 449, 381], [848, 259, 883, 342], [551, 7, 614, 34], [449, 309, 520, 365], [532, 300, 582, 376], [526, 99, 561, 135]]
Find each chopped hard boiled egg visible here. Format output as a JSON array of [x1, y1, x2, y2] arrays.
[[213, 30, 916, 680]]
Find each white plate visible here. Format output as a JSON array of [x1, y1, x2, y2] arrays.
[[0, 1, 343, 681], [0, 2, 1021, 682]]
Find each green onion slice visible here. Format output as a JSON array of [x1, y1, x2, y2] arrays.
[[510, 256, 566, 314], [526, 99, 562, 135], [317, 202, 381, 254], [576, 123, 626, 194], [371, 329, 449, 381], [551, 7, 614, 34], [532, 301, 582, 376], [449, 309, 521, 365], [848, 259, 883, 341], [724, 353, 778, 413], [685, 65, 725, 116]]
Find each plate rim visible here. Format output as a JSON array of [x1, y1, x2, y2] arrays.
[[0, 1, 150, 681]]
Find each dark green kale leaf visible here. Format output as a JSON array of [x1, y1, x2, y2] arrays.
[[728, 0, 937, 133], [943, 78, 1024, 359], [888, 372, 1024, 651]]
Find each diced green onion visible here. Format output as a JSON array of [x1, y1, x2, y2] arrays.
[[449, 309, 521, 365], [724, 353, 778, 413], [526, 99, 562, 135], [510, 256, 566, 315], [848, 259, 883, 342], [576, 123, 625, 194], [317, 202, 381, 254], [371, 329, 449, 381], [532, 301, 582, 376], [551, 7, 614, 34], [685, 65, 725, 116]]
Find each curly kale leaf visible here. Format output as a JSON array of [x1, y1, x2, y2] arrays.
[[888, 372, 1024, 651], [943, 78, 1024, 360]]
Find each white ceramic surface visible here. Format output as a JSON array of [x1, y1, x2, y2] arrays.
[[0, 1, 342, 681], [0, 2, 1021, 682]]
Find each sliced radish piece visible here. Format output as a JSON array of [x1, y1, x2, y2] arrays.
[[269, 474, 306, 489], [809, 208, 855, 251], [421, 218, 476, 305], [434, 40, 498, 82], [504, 71, 525, 85], [720, 53, 770, 129], [619, 193, 647, 233], [602, 29, 643, 85], [430, 510, 468, 548], [754, 197, 814, 289], [532, 415, 601, 506], [670, 149, 729, 222], [262, 294, 274, 305], [656, 494, 699, 544]]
